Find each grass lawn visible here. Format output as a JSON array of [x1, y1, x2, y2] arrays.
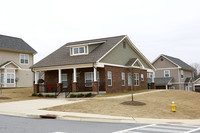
[[44, 90, 200, 119], [0, 87, 41, 103]]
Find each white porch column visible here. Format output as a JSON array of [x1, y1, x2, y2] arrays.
[[58, 69, 62, 83], [73, 68, 77, 82], [94, 67, 97, 82], [34, 71, 39, 84], [166, 85, 168, 90], [152, 72, 155, 83]]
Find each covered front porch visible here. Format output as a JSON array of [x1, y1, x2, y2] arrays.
[[33, 66, 105, 94]]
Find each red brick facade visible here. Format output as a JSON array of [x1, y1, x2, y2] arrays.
[[42, 65, 148, 93]]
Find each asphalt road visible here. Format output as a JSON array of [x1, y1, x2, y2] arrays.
[[0, 115, 200, 133]]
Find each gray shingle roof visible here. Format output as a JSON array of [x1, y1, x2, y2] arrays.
[[0, 34, 36, 53], [125, 58, 137, 66], [148, 77, 173, 84], [163, 54, 194, 71], [31, 35, 126, 68]]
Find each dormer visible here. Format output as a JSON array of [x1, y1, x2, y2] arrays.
[[67, 41, 106, 56]]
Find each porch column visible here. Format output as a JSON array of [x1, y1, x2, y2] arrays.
[[58, 69, 62, 83], [72, 68, 78, 92], [151, 72, 155, 89], [166, 85, 168, 90], [93, 67, 98, 93], [34, 71, 39, 93], [57, 69, 62, 92]]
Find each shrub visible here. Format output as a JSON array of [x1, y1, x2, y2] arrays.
[[45, 94, 50, 97], [77, 93, 84, 98], [69, 94, 76, 98], [49, 95, 55, 98], [38, 93, 43, 97], [32, 93, 37, 96], [85, 93, 92, 97]]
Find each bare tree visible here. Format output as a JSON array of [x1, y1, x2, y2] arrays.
[[191, 63, 200, 80]]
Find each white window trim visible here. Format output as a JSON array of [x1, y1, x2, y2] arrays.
[[6, 73, 15, 84], [71, 46, 88, 56], [19, 54, 29, 65], [164, 70, 170, 77], [1, 72, 4, 84], [134, 73, 139, 86], [84, 71, 99, 87], [121, 72, 125, 86], [141, 74, 144, 81], [107, 71, 112, 86], [128, 73, 132, 86], [180, 70, 184, 79], [61, 73, 68, 88]]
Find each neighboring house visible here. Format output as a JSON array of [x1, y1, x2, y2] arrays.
[[152, 54, 195, 90], [31, 35, 155, 94], [0, 35, 37, 88], [193, 77, 200, 92]]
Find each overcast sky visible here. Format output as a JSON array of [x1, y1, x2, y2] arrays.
[[1, 0, 200, 65]]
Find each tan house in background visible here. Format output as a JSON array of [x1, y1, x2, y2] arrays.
[[152, 54, 195, 90], [0, 34, 37, 88]]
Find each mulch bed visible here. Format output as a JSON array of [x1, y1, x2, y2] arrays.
[[121, 101, 146, 106], [0, 97, 11, 100]]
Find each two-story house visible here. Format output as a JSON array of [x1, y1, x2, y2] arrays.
[[31, 35, 155, 94], [152, 54, 195, 90], [0, 35, 37, 88]]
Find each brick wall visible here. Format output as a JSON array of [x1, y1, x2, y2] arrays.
[[104, 65, 148, 93]]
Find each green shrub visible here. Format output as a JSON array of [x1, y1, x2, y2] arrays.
[[32, 93, 37, 96], [49, 95, 55, 98], [69, 94, 76, 98], [45, 94, 50, 97], [85, 93, 92, 97], [38, 93, 43, 97], [77, 93, 84, 98]]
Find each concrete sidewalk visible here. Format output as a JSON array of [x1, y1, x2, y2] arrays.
[[0, 90, 200, 126]]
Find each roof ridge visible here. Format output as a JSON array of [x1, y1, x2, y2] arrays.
[[66, 35, 126, 45], [0, 34, 22, 40]]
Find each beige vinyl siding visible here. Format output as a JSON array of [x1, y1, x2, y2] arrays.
[[0, 50, 33, 69], [153, 56, 177, 68], [0, 49, 34, 87], [195, 79, 200, 84], [100, 40, 151, 69], [155, 69, 179, 82], [15, 70, 33, 87], [179, 70, 193, 82]]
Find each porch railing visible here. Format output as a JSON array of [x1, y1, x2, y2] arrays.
[[38, 84, 71, 98]]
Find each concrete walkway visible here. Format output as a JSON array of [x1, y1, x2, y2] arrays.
[[0, 90, 200, 125]]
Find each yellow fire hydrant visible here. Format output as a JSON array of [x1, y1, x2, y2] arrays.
[[171, 101, 176, 112]]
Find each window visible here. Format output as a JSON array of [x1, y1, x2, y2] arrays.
[[1, 73, 4, 83], [128, 73, 132, 86], [180, 70, 184, 79], [61, 74, 68, 88], [20, 54, 29, 64], [148, 73, 153, 78], [107, 71, 112, 86], [84, 72, 99, 87], [7, 73, 14, 84], [72, 46, 85, 55], [121, 72, 125, 86], [134, 73, 139, 86], [164, 70, 170, 77], [141, 74, 144, 81]]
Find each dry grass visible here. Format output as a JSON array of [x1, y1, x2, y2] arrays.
[[95, 89, 156, 97], [0, 87, 41, 103], [45, 90, 200, 119]]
